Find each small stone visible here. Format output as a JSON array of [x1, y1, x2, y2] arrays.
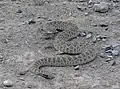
[[0, 53, 4, 59], [28, 20, 36, 25], [84, 12, 89, 16], [112, 50, 119, 56], [113, 44, 120, 52], [77, 5, 87, 11], [80, 32, 86, 37], [19, 77, 25, 81], [113, 0, 119, 3], [67, 0, 72, 2], [106, 58, 112, 62], [99, 53, 105, 58], [110, 60, 116, 66], [106, 55, 113, 59], [18, 70, 27, 75], [86, 33, 92, 39], [88, 0, 95, 4], [102, 38, 107, 42], [0, 28, 4, 30], [3, 80, 13, 87], [92, 37, 97, 43], [17, 10, 22, 13], [0, 53, 4, 63], [99, 23, 108, 27], [93, 2, 110, 13], [104, 45, 113, 52], [74, 65, 79, 70]]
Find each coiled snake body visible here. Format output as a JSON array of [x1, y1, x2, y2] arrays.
[[29, 21, 97, 79]]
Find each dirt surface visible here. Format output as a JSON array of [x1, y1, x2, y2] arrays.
[[0, 0, 120, 89]]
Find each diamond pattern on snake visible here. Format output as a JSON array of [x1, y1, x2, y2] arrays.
[[29, 21, 97, 79]]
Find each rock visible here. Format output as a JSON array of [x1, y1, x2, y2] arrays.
[[3, 80, 13, 87], [102, 38, 107, 42], [92, 37, 97, 43], [17, 10, 22, 13], [113, 0, 119, 3], [28, 20, 36, 25], [0, 27, 4, 30], [80, 32, 86, 37], [88, 0, 94, 4], [99, 53, 105, 58], [93, 2, 110, 13], [106, 58, 112, 62], [103, 45, 113, 52], [11, 0, 16, 1], [0, 53, 4, 63], [77, 5, 86, 11], [86, 33, 92, 39], [99, 23, 108, 27], [0, 53, 4, 59], [112, 50, 119, 56], [74, 65, 79, 70], [110, 60, 116, 66], [113, 44, 120, 52], [94, 35, 107, 42], [106, 55, 113, 59], [84, 12, 89, 16], [18, 70, 27, 75]]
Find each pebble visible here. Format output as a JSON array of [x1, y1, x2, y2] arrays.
[[3, 80, 13, 87], [99, 53, 105, 58], [80, 32, 86, 37], [86, 33, 92, 39], [0, 53, 4, 59], [103, 45, 113, 52], [28, 20, 36, 25], [113, 44, 120, 51], [92, 37, 97, 43], [88, 0, 95, 4], [93, 2, 110, 13], [0, 27, 4, 30], [18, 70, 27, 75], [84, 12, 89, 16], [77, 5, 86, 11], [106, 58, 112, 62], [110, 60, 116, 66], [74, 65, 79, 70], [113, 0, 119, 3], [102, 38, 107, 41], [99, 23, 108, 27], [93, 35, 107, 42], [17, 10, 22, 13], [0, 53, 4, 63], [112, 50, 119, 56]]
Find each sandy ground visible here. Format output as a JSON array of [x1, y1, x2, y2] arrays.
[[0, 0, 120, 89]]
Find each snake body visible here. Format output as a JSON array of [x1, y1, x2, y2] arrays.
[[30, 21, 97, 79]]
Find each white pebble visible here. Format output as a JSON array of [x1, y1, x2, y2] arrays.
[[3, 80, 13, 87], [112, 50, 119, 56], [86, 33, 92, 39], [74, 65, 79, 70], [93, 2, 110, 13]]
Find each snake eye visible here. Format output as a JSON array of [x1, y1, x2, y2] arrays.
[[56, 29, 63, 32]]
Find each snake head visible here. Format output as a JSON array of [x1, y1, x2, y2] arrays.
[[43, 21, 64, 34]]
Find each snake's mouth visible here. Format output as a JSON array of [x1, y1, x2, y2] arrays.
[[58, 52, 80, 55], [56, 29, 63, 32]]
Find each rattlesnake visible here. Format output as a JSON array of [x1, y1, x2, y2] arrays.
[[29, 21, 97, 79]]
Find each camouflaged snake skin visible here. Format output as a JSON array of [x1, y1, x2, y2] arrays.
[[29, 21, 97, 79]]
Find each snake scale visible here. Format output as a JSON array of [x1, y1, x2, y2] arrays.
[[29, 21, 97, 79]]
